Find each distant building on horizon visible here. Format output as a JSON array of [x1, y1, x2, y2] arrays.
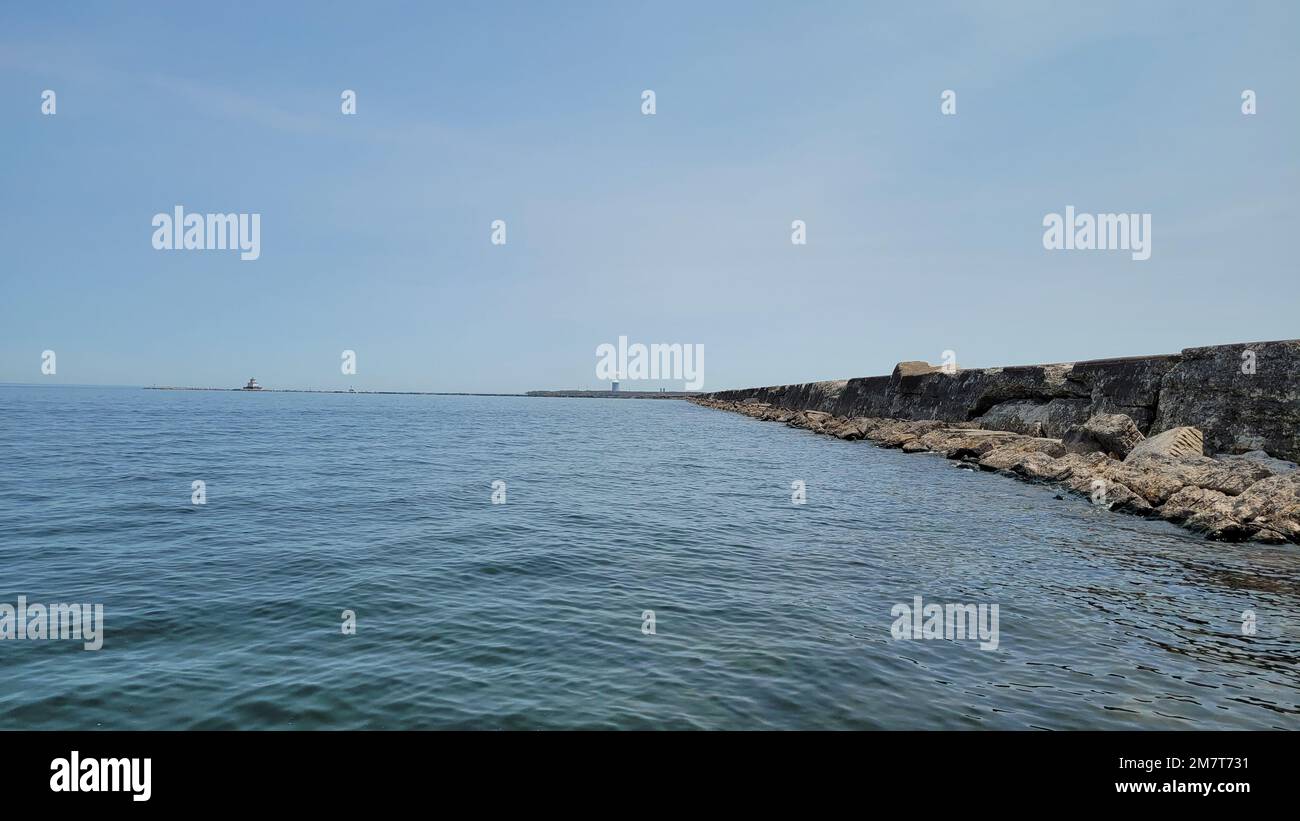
[[242, 377, 263, 391], [611, 380, 619, 393]]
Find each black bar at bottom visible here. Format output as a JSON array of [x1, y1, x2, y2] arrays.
[[4, 730, 1285, 808]]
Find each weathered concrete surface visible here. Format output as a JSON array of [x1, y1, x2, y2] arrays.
[[702, 340, 1300, 463], [1151, 340, 1300, 461], [708, 379, 847, 414], [1126, 427, 1204, 462], [829, 375, 893, 418]]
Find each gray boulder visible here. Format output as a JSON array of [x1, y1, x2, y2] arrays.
[[1159, 486, 1249, 540], [1216, 450, 1298, 476], [1125, 452, 1272, 496], [1062, 413, 1146, 458], [1230, 475, 1300, 543]]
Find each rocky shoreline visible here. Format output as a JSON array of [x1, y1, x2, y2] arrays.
[[691, 341, 1300, 545]]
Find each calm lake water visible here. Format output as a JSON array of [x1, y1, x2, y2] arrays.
[[1, 385, 1297, 729]]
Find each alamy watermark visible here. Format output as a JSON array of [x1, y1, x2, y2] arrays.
[[595, 336, 704, 390], [1042, 205, 1151, 261], [50, 751, 150, 801], [890, 595, 999, 651], [152, 205, 261, 261], [0, 596, 103, 650]]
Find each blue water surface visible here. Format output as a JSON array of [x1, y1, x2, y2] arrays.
[[1, 385, 1296, 729]]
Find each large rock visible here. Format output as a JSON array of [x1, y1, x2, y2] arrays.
[[825, 416, 879, 440], [1062, 472, 1153, 515], [1230, 475, 1300, 542], [1158, 486, 1249, 541], [893, 361, 944, 378], [1015, 452, 1074, 482], [866, 419, 950, 448], [1055, 451, 1111, 477], [786, 410, 836, 432], [1125, 452, 1272, 496], [1217, 450, 1298, 476], [916, 428, 1024, 460], [1125, 426, 1203, 462], [1094, 459, 1187, 506], [1061, 413, 1146, 458], [976, 438, 1071, 473]]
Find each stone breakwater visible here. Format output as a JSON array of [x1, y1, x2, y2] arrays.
[[705, 340, 1300, 463], [691, 339, 1300, 544]]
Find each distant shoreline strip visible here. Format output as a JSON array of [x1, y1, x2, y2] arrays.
[[142, 387, 697, 399]]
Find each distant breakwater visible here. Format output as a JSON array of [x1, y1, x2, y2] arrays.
[[144, 387, 699, 399], [526, 390, 699, 399], [144, 387, 524, 396]]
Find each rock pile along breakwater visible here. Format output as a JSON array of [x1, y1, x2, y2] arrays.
[[691, 339, 1300, 544]]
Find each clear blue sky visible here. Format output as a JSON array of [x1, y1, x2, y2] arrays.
[[2, 1, 1297, 392]]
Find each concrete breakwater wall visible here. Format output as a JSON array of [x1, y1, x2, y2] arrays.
[[706, 340, 1300, 464]]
